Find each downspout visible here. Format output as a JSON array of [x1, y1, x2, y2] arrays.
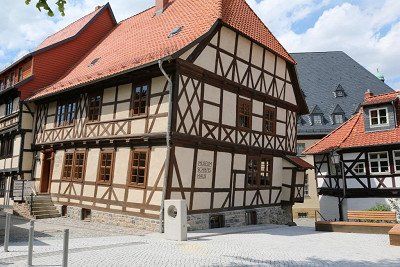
[[158, 59, 173, 233]]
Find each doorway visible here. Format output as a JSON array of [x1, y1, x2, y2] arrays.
[[40, 151, 53, 194]]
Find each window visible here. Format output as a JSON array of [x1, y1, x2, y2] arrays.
[[237, 98, 252, 129], [209, 214, 224, 228], [62, 153, 74, 180], [298, 212, 308, 218], [334, 114, 344, 124], [245, 210, 257, 225], [369, 152, 389, 173], [129, 150, 148, 188], [369, 108, 388, 127], [73, 152, 86, 181], [131, 83, 149, 116], [0, 137, 13, 158], [260, 157, 273, 186], [87, 93, 102, 121], [246, 156, 273, 188], [0, 80, 4, 91], [5, 98, 13, 116], [297, 143, 306, 156], [97, 151, 114, 184], [264, 107, 276, 134], [393, 151, 400, 173], [304, 174, 309, 196], [246, 156, 259, 187], [18, 68, 23, 82], [55, 101, 77, 127], [353, 162, 366, 174], [6, 73, 14, 88], [335, 91, 344, 97], [313, 115, 322, 125]]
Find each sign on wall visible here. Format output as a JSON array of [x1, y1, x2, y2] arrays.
[[196, 160, 213, 180]]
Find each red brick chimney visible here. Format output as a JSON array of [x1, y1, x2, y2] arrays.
[[364, 90, 373, 100], [155, 0, 168, 14]]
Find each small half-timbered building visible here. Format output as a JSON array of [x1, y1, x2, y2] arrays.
[[29, 0, 311, 231], [305, 91, 400, 221], [0, 5, 116, 205]]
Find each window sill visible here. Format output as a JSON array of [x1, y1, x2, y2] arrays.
[[96, 181, 112, 186], [127, 184, 146, 189]]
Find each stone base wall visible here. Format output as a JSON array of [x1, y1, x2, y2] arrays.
[[13, 202, 33, 220], [187, 205, 293, 231], [55, 204, 161, 232]]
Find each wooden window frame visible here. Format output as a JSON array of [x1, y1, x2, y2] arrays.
[[264, 106, 276, 135], [246, 155, 259, 188], [97, 150, 115, 185], [393, 150, 400, 173], [237, 97, 252, 130], [18, 68, 23, 82], [130, 81, 150, 117], [5, 98, 13, 116], [87, 92, 103, 122], [128, 149, 150, 188], [260, 156, 273, 187], [61, 150, 87, 182], [55, 99, 78, 128]]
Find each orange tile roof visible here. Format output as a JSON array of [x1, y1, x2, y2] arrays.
[[362, 91, 399, 106], [304, 91, 400, 155], [35, 6, 105, 52], [31, 0, 295, 100], [285, 156, 314, 170]]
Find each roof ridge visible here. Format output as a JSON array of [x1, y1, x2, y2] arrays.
[[304, 112, 361, 154], [38, 5, 104, 48]]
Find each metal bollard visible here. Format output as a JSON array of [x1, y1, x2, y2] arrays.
[[62, 229, 69, 267], [27, 220, 34, 266], [3, 213, 11, 252]]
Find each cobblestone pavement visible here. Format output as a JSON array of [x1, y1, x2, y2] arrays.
[[0, 217, 399, 266]]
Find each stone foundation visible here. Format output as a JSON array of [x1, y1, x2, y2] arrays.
[[55, 204, 161, 232], [13, 202, 33, 220], [187, 205, 293, 231]]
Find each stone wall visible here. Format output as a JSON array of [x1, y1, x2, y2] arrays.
[[187, 205, 293, 231], [54, 204, 161, 232]]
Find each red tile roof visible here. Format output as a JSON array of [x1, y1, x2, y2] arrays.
[[362, 91, 399, 106], [36, 6, 106, 52], [285, 156, 314, 170], [30, 0, 295, 100], [304, 91, 400, 155]]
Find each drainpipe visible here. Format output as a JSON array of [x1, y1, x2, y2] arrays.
[[158, 59, 173, 233]]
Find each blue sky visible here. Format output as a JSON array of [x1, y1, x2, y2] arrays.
[[1, 0, 399, 88]]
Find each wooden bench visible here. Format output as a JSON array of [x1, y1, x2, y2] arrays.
[[389, 224, 400, 246], [348, 211, 397, 223], [315, 211, 398, 234]]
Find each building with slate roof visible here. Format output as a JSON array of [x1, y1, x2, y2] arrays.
[[291, 51, 394, 219]]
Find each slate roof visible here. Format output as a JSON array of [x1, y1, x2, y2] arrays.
[[30, 0, 294, 100], [304, 91, 400, 154], [291, 51, 393, 137]]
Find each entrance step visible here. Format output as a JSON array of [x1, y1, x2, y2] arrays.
[[28, 194, 60, 220]]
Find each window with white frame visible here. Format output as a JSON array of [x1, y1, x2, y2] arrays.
[[369, 108, 388, 127], [313, 115, 322, 125], [369, 152, 389, 173], [353, 162, 365, 174], [393, 150, 400, 173], [334, 114, 344, 124]]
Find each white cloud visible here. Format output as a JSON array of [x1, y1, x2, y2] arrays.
[[247, 0, 400, 88]]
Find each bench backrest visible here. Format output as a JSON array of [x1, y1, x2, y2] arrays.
[[348, 211, 397, 222]]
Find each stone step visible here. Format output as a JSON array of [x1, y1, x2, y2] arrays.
[[34, 213, 61, 219], [31, 208, 58, 214]]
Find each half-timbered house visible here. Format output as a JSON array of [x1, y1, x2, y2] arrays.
[[0, 5, 116, 206], [291, 52, 393, 219], [29, 0, 311, 231], [305, 91, 400, 221]]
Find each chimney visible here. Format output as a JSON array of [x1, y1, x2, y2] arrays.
[[155, 0, 168, 15], [364, 89, 373, 100], [95, 5, 102, 11]]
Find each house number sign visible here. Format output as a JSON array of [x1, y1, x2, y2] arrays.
[[196, 160, 213, 180]]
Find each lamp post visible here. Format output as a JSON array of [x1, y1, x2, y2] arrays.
[[331, 151, 346, 221]]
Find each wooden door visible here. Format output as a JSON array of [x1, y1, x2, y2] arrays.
[[40, 152, 53, 193]]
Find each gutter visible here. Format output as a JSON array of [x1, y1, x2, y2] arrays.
[[158, 58, 173, 233]]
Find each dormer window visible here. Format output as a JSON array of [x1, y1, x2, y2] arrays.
[[333, 114, 344, 124], [334, 84, 345, 98], [369, 108, 388, 127], [313, 115, 322, 125]]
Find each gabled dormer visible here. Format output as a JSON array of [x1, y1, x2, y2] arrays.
[[331, 104, 345, 124], [310, 105, 324, 125], [333, 84, 346, 98], [362, 90, 399, 132]]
